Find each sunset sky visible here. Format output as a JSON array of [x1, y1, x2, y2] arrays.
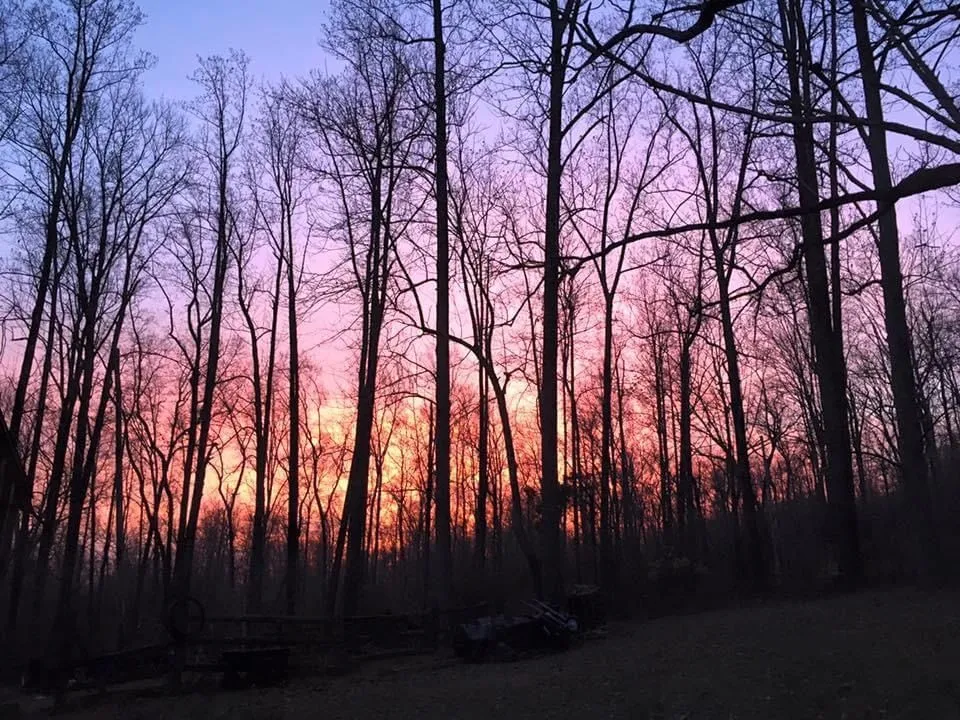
[[133, 0, 380, 406], [2, 0, 959, 663]]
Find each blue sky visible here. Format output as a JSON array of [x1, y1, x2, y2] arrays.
[[131, 0, 361, 385], [134, 0, 333, 100]]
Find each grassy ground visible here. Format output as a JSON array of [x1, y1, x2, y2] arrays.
[[28, 588, 960, 719]]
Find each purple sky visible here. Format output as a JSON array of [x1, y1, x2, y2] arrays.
[[131, 0, 366, 396], [135, 0, 333, 100]]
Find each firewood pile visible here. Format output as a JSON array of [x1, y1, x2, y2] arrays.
[[453, 589, 606, 662], [452, 585, 608, 662]]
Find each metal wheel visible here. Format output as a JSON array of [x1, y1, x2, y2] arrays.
[[164, 595, 206, 642]]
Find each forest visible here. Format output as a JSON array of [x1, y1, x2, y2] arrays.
[[0, 0, 958, 669]]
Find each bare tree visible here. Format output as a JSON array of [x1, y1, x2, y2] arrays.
[[258, 89, 308, 614], [656, 33, 769, 585], [172, 51, 249, 601], [0, 0, 148, 627], [850, 0, 942, 577], [776, 0, 862, 582], [296, 0, 427, 615]]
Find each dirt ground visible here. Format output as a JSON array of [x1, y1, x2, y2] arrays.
[[23, 588, 960, 719]]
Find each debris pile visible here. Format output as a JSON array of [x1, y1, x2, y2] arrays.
[[453, 600, 578, 662]]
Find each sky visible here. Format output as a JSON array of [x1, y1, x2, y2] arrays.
[[132, 0, 371, 398], [111, 0, 960, 407], [134, 0, 333, 101]]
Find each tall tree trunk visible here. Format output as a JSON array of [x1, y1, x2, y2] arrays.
[[540, 0, 575, 602], [621, 365, 641, 550], [653, 334, 673, 546], [33, 340, 83, 604], [336, 186, 388, 617], [475, 353, 490, 572], [286, 202, 301, 615], [779, 0, 862, 583], [599, 297, 615, 587], [6, 255, 61, 634], [564, 296, 584, 580], [113, 353, 126, 569], [714, 257, 765, 587], [422, 404, 434, 611], [677, 333, 696, 559], [174, 52, 247, 603], [240, 252, 281, 614], [433, 0, 453, 614], [174, 164, 231, 600], [850, 0, 941, 577]]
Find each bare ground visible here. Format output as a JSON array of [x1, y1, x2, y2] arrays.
[[27, 589, 960, 719]]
